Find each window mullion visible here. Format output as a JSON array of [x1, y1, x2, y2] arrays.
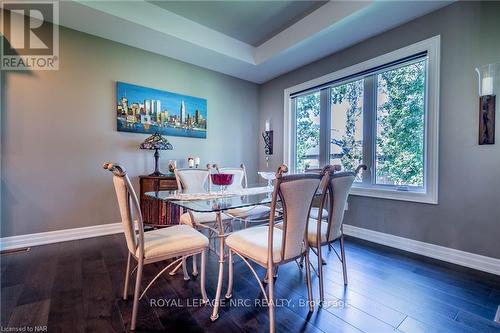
[[319, 88, 330, 168], [362, 75, 376, 184]]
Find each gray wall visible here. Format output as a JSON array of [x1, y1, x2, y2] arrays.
[[1, 27, 259, 237], [258, 1, 500, 259]]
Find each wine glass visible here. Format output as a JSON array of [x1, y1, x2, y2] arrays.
[[258, 171, 276, 189], [211, 173, 234, 196]]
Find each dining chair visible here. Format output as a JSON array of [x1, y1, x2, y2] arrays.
[[214, 163, 271, 226], [304, 164, 366, 304], [305, 165, 341, 222], [103, 163, 209, 331], [174, 166, 212, 194], [175, 166, 232, 273], [176, 165, 233, 226], [176, 167, 216, 226], [224, 164, 323, 333]]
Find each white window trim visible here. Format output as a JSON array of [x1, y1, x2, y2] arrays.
[[284, 35, 440, 204]]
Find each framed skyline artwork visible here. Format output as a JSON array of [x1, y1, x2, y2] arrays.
[[116, 81, 207, 139]]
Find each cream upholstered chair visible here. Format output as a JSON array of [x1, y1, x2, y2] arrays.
[[103, 163, 209, 331], [214, 164, 247, 191], [175, 167, 230, 227], [174, 167, 211, 193], [175, 166, 233, 274], [305, 165, 340, 221], [224, 165, 323, 333], [214, 164, 271, 225], [175, 168, 211, 230], [304, 164, 366, 304]]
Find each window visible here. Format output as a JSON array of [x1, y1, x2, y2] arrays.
[[376, 60, 425, 189], [284, 36, 439, 204], [295, 91, 320, 172]]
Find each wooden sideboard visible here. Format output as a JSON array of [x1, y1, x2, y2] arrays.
[[139, 174, 179, 226]]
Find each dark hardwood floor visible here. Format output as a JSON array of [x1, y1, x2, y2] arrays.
[[1, 234, 500, 333]]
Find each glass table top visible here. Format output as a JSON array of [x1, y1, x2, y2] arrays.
[[145, 186, 274, 212]]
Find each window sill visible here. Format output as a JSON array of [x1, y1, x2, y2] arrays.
[[350, 185, 438, 204]]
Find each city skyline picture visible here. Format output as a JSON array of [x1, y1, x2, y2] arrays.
[[116, 81, 207, 139]]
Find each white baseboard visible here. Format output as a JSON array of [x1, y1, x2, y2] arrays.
[[343, 224, 500, 276], [0, 222, 123, 251]]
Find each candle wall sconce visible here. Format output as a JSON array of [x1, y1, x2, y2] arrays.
[[262, 120, 273, 167], [262, 130, 273, 154], [476, 63, 498, 145]]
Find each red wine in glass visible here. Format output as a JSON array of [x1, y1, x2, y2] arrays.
[[211, 173, 234, 196]]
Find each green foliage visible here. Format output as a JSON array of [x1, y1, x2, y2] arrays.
[[295, 93, 320, 172], [294, 61, 425, 186], [331, 80, 363, 171], [377, 61, 425, 186]]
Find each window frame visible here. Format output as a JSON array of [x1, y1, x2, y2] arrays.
[[284, 36, 440, 204]]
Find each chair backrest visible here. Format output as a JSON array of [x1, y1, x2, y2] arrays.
[[174, 168, 211, 193], [306, 164, 364, 243], [322, 165, 367, 242], [103, 163, 144, 257], [305, 165, 341, 197], [268, 165, 322, 264], [325, 172, 355, 241], [214, 164, 247, 191]]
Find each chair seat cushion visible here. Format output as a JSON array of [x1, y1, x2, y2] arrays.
[[180, 211, 231, 226], [226, 226, 283, 266], [137, 225, 209, 260], [275, 219, 339, 247], [310, 207, 328, 220], [226, 205, 270, 220]]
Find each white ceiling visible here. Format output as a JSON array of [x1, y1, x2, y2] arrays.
[[148, 1, 327, 46], [58, 1, 453, 83]]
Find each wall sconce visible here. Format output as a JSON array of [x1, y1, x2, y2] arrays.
[[475, 63, 498, 145], [262, 120, 273, 167]]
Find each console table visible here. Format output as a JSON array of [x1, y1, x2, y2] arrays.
[[139, 174, 179, 226]]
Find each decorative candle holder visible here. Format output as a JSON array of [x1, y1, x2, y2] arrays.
[[262, 130, 273, 167], [476, 63, 498, 145]]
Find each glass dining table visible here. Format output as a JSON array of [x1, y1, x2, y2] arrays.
[[145, 186, 275, 321]]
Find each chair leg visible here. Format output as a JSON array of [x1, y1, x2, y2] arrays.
[[123, 252, 131, 300], [340, 236, 348, 285], [200, 249, 208, 303], [267, 264, 275, 333], [169, 259, 183, 276], [304, 251, 314, 312], [130, 260, 143, 331], [316, 245, 325, 305], [182, 256, 190, 281], [263, 266, 278, 284], [192, 254, 198, 277], [225, 249, 233, 298]]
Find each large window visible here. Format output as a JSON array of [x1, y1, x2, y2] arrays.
[[285, 36, 440, 203]]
